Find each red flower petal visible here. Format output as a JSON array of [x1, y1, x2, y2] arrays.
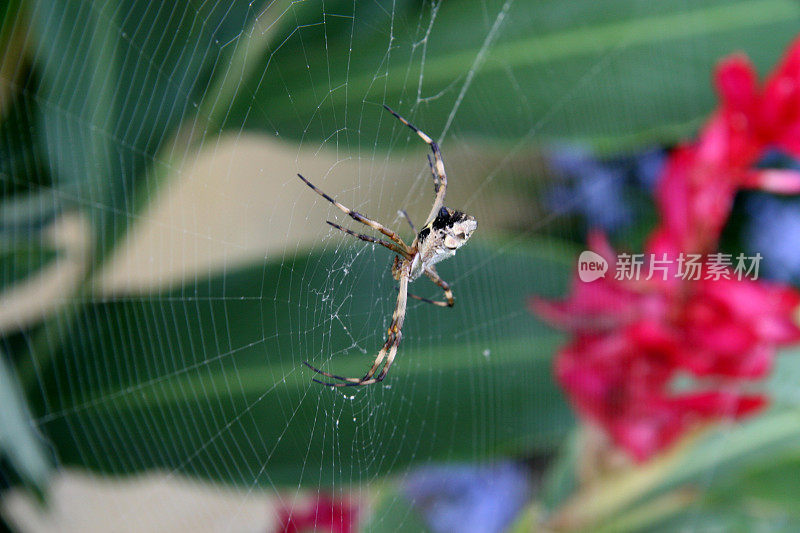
[[276, 495, 358, 533], [716, 53, 758, 115]]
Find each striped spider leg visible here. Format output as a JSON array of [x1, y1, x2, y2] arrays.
[[298, 106, 477, 386], [382, 104, 447, 225]]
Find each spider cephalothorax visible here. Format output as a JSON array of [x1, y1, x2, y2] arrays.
[[298, 105, 476, 386], [411, 207, 477, 280]]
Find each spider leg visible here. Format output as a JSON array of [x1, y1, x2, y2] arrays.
[[303, 361, 362, 384], [398, 209, 415, 233], [353, 273, 408, 385], [426, 155, 440, 194], [298, 173, 410, 253], [407, 266, 454, 307], [383, 105, 447, 226], [326, 221, 410, 258], [408, 293, 450, 307], [306, 271, 409, 387]]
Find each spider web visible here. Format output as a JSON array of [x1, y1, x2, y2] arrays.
[[2, 0, 800, 530]]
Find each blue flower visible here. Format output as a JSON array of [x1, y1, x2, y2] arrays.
[[744, 151, 800, 283], [627, 147, 667, 191], [545, 145, 665, 233], [745, 194, 800, 283], [403, 462, 530, 533]]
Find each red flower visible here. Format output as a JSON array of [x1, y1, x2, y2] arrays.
[[761, 37, 800, 152], [533, 37, 800, 461], [656, 39, 800, 253], [678, 277, 800, 377], [533, 240, 800, 460], [276, 495, 358, 533], [555, 330, 766, 461]]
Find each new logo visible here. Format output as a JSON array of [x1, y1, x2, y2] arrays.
[[577, 250, 608, 282]]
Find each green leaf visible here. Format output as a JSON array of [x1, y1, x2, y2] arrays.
[[0, 59, 54, 210], [765, 346, 800, 407], [549, 408, 800, 531], [646, 455, 800, 533], [10, 0, 294, 393], [649, 509, 800, 533], [232, 0, 800, 152], [708, 452, 800, 510], [0, 239, 59, 293], [360, 484, 430, 533], [0, 0, 26, 106], [507, 503, 542, 533], [540, 429, 581, 512], [33, 241, 574, 487], [28, 1, 277, 255], [0, 348, 51, 492]]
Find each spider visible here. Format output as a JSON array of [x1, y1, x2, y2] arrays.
[[298, 105, 477, 387]]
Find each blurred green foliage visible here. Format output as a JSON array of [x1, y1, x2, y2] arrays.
[[233, 0, 800, 151], [0, 348, 51, 495], [35, 242, 573, 486]]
